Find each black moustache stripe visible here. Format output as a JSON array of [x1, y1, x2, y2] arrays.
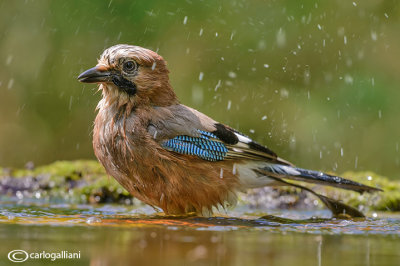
[[111, 75, 137, 96]]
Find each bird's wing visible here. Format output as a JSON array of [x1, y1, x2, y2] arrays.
[[148, 104, 289, 165], [148, 104, 382, 194]]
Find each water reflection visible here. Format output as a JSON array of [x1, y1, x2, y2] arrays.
[[0, 221, 399, 266], [0, 203, 399, 265]]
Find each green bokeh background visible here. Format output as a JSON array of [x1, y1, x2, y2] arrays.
[[0, 0, 399, 179]]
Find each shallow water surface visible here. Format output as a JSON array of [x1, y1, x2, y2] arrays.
[[0, 203, 399, 266]]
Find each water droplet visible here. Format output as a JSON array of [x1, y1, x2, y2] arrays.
[[69, 96, 73, 110], [199, 72, 204, 81], [86, 217, 102, 224], [191, 85, 203, 105], [280, 88, 289, 98], [228, 71, 236, 78], [214, 80, 221, 91], [7, 79, 14, 89], [371, 31, 377, 41], [183, 16, 188, 25], [344, 74, 353, 84], [6, 55, 13, 65], [263, 64, 269, 68], [230, 31, 235, 40], [16, 191, 23, 199], [276, 28, 286, 47], [227, 100, 231, 110]]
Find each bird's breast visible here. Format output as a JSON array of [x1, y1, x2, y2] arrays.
[[92, 106, 241, 215]]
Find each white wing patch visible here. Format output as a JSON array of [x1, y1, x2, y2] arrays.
[[234, 132, 251, 143]]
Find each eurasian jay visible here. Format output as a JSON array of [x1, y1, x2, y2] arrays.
[[78, 44, 381, 218]]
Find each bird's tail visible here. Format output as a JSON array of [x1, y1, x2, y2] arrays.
[[257, 164, 382, 194], [255, 164, 382, 218]]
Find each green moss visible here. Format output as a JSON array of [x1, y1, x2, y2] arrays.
[[10, 160, 106, 179], [0, 160, 133, 205], [328, 171, 400, 212]]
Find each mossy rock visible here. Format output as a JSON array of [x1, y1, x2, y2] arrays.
[[0, 160, 132, 205], [1, 160, 399, 211]]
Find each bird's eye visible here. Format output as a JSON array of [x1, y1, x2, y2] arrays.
[[123, 61, 136, 72]]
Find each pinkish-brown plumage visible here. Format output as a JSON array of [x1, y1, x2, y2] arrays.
[[78, 44, 381, 217]]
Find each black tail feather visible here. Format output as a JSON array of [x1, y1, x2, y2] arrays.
[[259, 164, 382, 193]]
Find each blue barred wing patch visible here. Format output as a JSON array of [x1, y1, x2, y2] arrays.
[[162, 130, 228, 161]]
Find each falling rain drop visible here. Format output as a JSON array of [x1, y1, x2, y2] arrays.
[[69, 96, 73, 110], [371, 31, 377, 41], [199, 72, 204, 81], [7, 79, 14, 89], [276, 28, 286, 47], [228, 72, 237, 78], [227, 100, 232, 110], [6, 55, 13, 65], [214, 80, 221, 91]]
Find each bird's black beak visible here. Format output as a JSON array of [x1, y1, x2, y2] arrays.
[[77, 66, 112, 83]]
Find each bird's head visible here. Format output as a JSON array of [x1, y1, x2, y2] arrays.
[[78, 44, 178, 108]]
